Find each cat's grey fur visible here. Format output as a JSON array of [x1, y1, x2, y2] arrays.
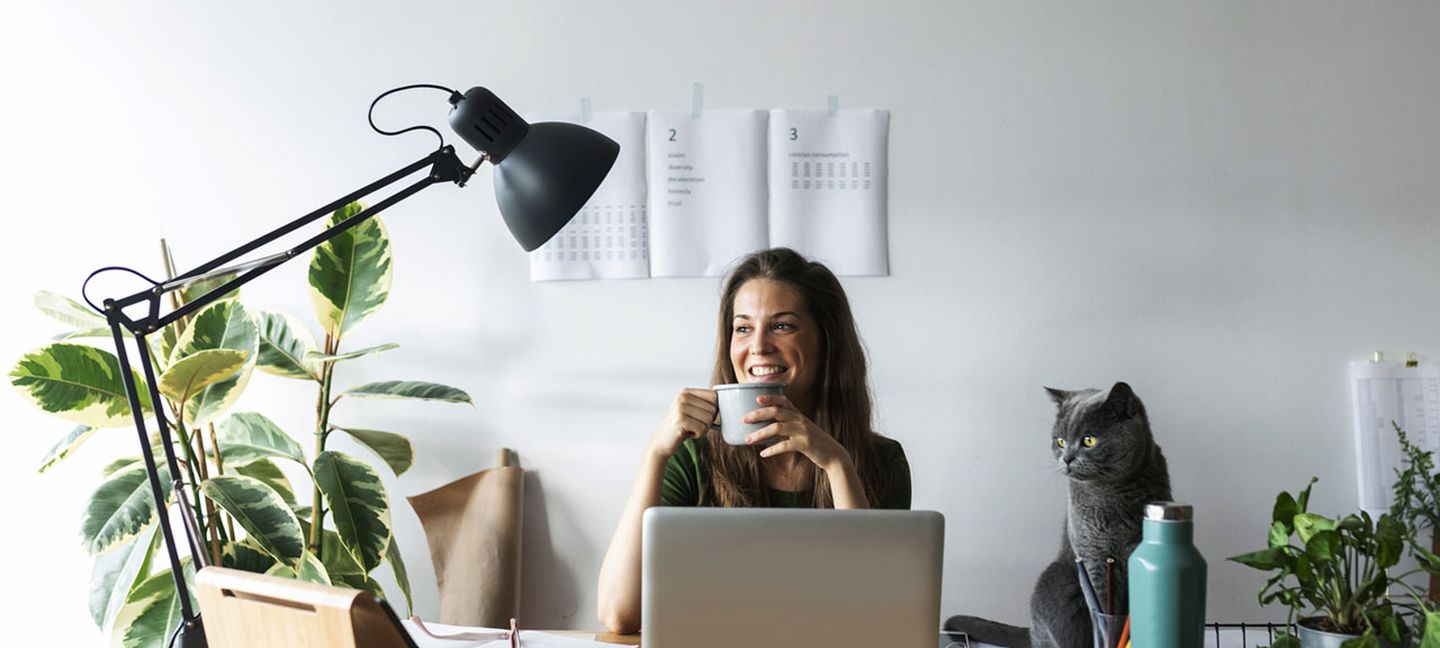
[[943, 382, 1171, 648]]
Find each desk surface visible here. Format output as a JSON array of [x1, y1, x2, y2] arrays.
[[549, 630, 640, 645]]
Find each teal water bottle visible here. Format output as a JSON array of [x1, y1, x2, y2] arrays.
[[1128, 502, 1206, 648]]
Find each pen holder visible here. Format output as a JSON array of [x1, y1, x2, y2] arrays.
[[1091, 611, 1123, 648]]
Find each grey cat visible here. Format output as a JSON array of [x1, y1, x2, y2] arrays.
[[944, 382, 1172, 648]]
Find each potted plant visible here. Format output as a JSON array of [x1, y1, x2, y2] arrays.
[[1229, 477, 1407, 648], [12, 202, 471, 645], [1388, 423, 1440, 648]]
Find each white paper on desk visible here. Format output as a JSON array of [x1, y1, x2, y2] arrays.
[[1349, 360, 1440, 512], [647, 109, 769, 277], [401, 619, 607, 648], [529, 111, 649, 281], [768, 109, 889, 276]]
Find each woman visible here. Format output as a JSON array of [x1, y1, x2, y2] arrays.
[[596, 247, 911, 634]]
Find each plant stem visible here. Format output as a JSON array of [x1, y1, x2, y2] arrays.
[[208, 423, 234, 544], [171, 421, 209, 554], [309, 333, 338, 555], [191, 422, 223, 564]]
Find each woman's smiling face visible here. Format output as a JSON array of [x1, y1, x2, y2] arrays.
[[729, 279, 822, 414]]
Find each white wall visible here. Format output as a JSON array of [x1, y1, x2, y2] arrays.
[[3, 0, 1439, 640]]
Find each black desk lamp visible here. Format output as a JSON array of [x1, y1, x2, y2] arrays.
[[90, 84, 618, 647]]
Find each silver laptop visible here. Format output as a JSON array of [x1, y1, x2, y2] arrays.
[[642, 508, 945, 648]]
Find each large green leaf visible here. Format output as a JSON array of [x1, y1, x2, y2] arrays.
[[334, 427, 414, 476], [387, 535, 413, 616], [337, 573, 386, 599], [35, 290, 106, 328], [306, 343, 398, 364], [233, 459, 297, 504], [221, 539, 278, 574], [256, 311, 320, 381], [201, 475, 304, 567], [157, 348, 248, 405], [217, 412, 306, 467], [1420, 610, 1440, 648], [1273, 491, 1298, 533], [113, 564, 196, 648], [170, 301, 258, 427], [11, 343, 152, 428], [82, 464, 169, 555], [266, 550, 331, 586], [1374, 514, 1404, 568], [297, 516, 366, 577], [177, 271, 239, 306], [53, 327, 115, 341], [308, 202, 393, 338], [102, 457, 141, 477], [1229, 548, 1287, 571], [89, 524, 157, 630], [341, 380, 472, 405], [1294, 513, 1337, 544], [38, 424, 97, 473], [313, 451, 391, 572]]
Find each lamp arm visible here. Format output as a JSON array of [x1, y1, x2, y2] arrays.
[[105, 145, 474, 334]]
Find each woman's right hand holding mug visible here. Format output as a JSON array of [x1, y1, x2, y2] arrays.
[[648, 388, 718, 459]]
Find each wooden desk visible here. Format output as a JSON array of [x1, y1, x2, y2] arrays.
[[547, 630, 640, 645]]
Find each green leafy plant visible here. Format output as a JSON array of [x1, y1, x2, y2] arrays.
[[1229, 477, 1407, 648], [1388, 423, 1440, 648], [12, 202, 471, 646]]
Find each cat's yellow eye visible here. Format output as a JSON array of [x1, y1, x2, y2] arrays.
[[1082, 436, 1097, 448], [1055, 438, 1067, 448]]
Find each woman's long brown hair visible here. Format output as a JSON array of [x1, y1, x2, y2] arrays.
[[703, 248, 888, 508]]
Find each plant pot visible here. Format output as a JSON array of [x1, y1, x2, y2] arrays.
[[1296, 618, 1398, 648]]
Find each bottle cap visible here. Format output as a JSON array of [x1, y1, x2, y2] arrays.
[[1144, 502, 1193, 521]]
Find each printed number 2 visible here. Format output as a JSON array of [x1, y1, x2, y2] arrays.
[[668, 128, 677, 142], [789, 128, 798, 141]]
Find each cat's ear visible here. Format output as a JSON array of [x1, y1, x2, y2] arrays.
[[1103, 381, 1138, 415], [1044, 387, 1070, 406]]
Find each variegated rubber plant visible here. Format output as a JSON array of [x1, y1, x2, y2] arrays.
[[12, 202, 471, 647]]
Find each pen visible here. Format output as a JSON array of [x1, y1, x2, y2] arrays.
[[1105, 557, 1115, 615], [1075, 559, 1101, 616]]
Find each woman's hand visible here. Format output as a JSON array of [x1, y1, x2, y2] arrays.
[[743, 394, 853, 473], [647, 388, 718, 459]]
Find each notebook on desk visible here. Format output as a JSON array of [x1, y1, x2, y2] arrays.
[[642, 508, 945, 648]]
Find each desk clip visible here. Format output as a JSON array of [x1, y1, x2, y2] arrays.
[[691, 82, 705, 119], [827, 94, 840, 116], [1406, 352, 1419, 368], [580, 96, 592, 123]]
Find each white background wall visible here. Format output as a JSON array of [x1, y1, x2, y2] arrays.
[[3, 0, 1439, 641]]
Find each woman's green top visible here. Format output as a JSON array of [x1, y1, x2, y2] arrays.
[[659, 436, 912, 509]]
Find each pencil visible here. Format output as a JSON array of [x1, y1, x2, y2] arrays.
[[1106, 557, 1115, 615], [1117, 616, 1130, 648]]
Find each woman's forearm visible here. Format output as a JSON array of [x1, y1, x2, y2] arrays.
[[825, 456, 870, 509], [596, 449, 669, 634]]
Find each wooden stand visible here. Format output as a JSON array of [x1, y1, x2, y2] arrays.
[[196, 566, 414, 648]]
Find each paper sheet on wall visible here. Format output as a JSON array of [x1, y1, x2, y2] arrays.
[[768, 109, 890, 276], [529, 111, 649, 281], [1349, 360, 1440, 512], [646, 109, 769, 277]]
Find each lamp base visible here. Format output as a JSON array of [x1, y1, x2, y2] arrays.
[[173, 617, 208, 648]]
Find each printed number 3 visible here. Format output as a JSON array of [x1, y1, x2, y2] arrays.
[[668, 128, 677, 142], [789, 128, 798, 141]]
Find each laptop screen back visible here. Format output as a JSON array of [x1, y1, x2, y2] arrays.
[[642, 508, 945, 648]]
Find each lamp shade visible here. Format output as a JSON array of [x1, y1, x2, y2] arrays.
[[448, 87, 619, 251]]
